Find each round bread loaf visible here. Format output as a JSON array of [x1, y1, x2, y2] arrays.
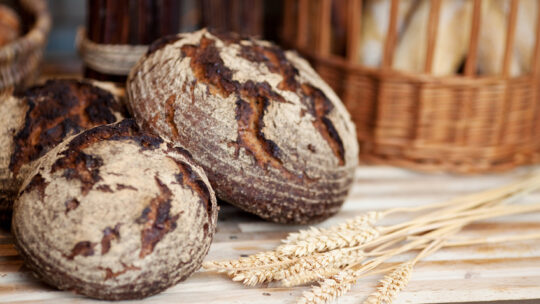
[[12, 119, 218, 300], [0, 4, 20, 47], [127, 29, 358, 224], [0, 79, 127, 226]]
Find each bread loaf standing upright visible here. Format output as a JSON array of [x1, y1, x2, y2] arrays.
[[127, 29, 358, 224], [393, 0, 473, 75], [0, 79, 127, 226], [478, 0, 537, 76], [357, 0, 418, 67]]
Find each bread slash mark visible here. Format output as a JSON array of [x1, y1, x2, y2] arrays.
[[137, 176, 179, 258], [181, 37, 306, 181], [168, 156, 212, 218], [240, 42, 345, 166], [301, 84, 345, 166]]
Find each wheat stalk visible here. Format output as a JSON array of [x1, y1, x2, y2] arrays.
[[202, 172, 540, 304], [278, 223, 380, 257]]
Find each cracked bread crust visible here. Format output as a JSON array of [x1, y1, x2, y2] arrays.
[[127, 29, 358, 224], [12, 119, 218, 300], [0, 79, 127, 227]]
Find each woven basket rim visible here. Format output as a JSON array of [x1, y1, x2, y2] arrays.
[[0, 0, 51, 63], [297, 47, 536, 86]]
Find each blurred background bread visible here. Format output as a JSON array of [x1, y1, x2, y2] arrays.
[[0, 4, 20, 47], [393, 0, 472, 75], [478, 0, 537, 76], [357, 0, 417, 67]]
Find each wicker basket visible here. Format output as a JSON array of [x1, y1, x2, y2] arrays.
[[0, 0, 50, 91], [282, 0, 540, 174]]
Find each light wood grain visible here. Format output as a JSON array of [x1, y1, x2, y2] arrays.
[[2, 165, 540, 303]]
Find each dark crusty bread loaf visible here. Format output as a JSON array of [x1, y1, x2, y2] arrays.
[[12, 119, 218, 300], [127, 29, 358, 224], [0, 79, 127, 227]]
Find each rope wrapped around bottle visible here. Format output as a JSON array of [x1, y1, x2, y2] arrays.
[[76, 27, 148, 76]]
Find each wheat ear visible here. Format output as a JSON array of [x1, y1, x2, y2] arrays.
[[282, 267, 342, 287], [202, 250, 294, 272], [278, 223, 380, 257], [363, 262, 413, 304], [280, 249, 365, 287], [284, 212, 382, 244], [297, 269, 360, 304], [231, 248, 365, 286]]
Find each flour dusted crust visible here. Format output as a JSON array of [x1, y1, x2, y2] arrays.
[[127, 29, 358, 224], [0, 79, 127, 225], [12, 119, 218, 300]]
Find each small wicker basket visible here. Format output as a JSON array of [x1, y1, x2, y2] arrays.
[[282, 0, 540, 174], [0, 0, 50, 92]]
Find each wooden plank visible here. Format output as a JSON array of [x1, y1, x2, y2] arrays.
[[2, 166, 540, 303]]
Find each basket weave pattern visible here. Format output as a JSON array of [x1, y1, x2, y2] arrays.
[[283, 0, 540, 173], [0, 0, 50, 91]]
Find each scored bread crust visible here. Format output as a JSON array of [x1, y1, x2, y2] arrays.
[[127, 29, 358, 224], [12, 119, 218, 300], [0, 79, 127, 226]]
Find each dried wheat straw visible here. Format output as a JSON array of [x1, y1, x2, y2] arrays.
[[203, 172, 540, 304]]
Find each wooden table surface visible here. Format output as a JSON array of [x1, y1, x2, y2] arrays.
[[2, 165, 540, 304]]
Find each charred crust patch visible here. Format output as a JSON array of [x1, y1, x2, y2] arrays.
[[64, 198, 80, 214], [239, 43, 300, 92], [66, 241, 95, 260], [101, 224, 121, 255], [61, 119, 163, 154], [146, 34, 183, 56], [181, 37, 237, 98], [51, 150, 103, 195], [50, 120, 165, 194], [22, 173, 48, 200], [168, 156, 212, 218], [206, 29, 246, 44], [9, 79, 127, 175], [116, 184, 138, 191], [300, 84, 345, 166], [137, 176, 180, 258]]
